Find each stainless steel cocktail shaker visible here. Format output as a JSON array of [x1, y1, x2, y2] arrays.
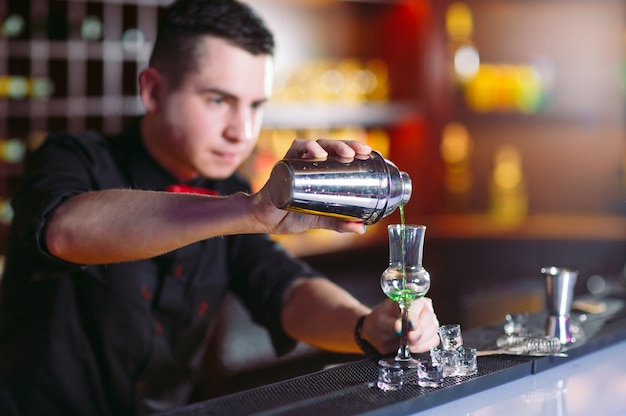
[[268, 151, 411, 224]]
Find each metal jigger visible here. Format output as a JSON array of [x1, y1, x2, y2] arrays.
[[541, 266, 578, 344]]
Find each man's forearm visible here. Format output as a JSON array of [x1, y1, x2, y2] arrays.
[[44, 189, 258, 264], [281, 277, 371, 354]]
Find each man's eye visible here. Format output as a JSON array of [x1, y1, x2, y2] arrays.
[[208, 97, 224, 105], [252, 101, 266, 110]]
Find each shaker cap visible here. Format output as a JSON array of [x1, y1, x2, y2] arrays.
[[268, 161, 294, 209]]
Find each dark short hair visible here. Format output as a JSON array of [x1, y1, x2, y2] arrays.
[[149, 0, 275, 88]]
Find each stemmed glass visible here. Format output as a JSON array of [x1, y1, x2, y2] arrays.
[[379, 224, 430, 368]]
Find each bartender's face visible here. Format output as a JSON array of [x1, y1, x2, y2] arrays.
[[156, 36, 272, 181]]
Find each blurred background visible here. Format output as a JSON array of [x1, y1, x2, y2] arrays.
[[0, 0, 625, 390]]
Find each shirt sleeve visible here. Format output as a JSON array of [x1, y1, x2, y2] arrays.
[[10, 131, 123, 271], [215, 174, 327, 354], [226, 232, 325, 356]]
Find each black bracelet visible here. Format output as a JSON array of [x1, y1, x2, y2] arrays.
[[354, 315, 380, 357]]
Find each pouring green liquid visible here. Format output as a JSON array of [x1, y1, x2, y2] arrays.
[[398, 204, 411, 302], [399, 203, 406, 285]]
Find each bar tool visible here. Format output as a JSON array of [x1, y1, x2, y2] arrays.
[[268, 151, 411, 224], [541, 266, 578, 344], [478, 335, 566, 357]]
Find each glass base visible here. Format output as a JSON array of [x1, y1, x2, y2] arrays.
[[378, 356, 421, 369]]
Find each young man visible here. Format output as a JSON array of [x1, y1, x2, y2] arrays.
[[0, 0, 440, 414]]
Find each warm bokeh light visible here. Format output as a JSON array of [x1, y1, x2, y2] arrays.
[[273, 58, 389, 104], [440, 122, 472, 165], [464, 63, 550, 113], [441, 122, 473, 210], [366, 128, 391, 158], [490, 144, 527, 224], [446, 2, 473, 41], [320, 69, 344, 95], [446, 1, 556, 115], [493, 145, 522, 190]]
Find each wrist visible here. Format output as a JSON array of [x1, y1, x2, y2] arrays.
[[354, 315, 380, 357], [229, 192, 268, 234]]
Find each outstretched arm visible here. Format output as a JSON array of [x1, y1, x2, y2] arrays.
[[45, 139, 372, 265]]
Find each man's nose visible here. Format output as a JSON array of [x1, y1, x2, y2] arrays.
[[225, 107, 254, 142]]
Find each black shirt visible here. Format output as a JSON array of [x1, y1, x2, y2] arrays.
[[0, 119, 319, 415]]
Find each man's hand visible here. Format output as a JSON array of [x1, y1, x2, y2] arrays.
[[282, 138, 371, 159], [362, 298, 441, 355]]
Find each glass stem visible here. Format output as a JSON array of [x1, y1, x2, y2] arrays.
[[396, 302, 412, 361]]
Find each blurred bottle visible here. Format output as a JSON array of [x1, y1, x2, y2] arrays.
[[121, 28, 146, 54], [81, 15, 104, 41], [0, 198, 13, 225], [0, 138, 26, 163], [0, 76, 54, 99], [2, 13, 26, 39]]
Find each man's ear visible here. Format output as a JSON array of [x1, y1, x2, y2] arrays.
[[138, 67, 163, 112]]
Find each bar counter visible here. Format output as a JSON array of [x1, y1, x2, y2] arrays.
[[160, 295, 626, 416], [424, 340, 626, 415]]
